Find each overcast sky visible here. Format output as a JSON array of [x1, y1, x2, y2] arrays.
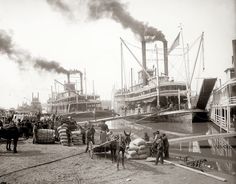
[[0, 0, 235, 109]]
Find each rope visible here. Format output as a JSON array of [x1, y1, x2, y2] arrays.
[[0, 151, 85, 178]]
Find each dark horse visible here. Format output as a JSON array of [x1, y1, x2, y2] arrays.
[[0, 125, 28, 153], [110, 131, 131, 170]]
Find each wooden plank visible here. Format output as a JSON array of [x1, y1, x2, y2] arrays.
[[146, 157, 227, 182], [169, 132, 236, 145], [79, 112, 153, 124], [164, 160, 227, 182], [92, 140, 116, 149]]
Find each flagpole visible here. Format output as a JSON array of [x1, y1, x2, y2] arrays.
[[155, 44, 160, 109]]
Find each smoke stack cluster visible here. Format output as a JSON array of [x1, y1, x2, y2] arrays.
[[0, 29, 69, 74]]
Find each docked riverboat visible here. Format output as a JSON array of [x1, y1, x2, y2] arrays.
[[47, 71, 113, 121], [209, 40, 236, 132], [113, 32, 214, 123]]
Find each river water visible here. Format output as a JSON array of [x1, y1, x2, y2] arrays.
[[106, 119, 236, 176]]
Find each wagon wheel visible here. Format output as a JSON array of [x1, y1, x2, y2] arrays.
[[88, 141, 94, 159]]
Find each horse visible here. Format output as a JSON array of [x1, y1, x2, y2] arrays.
[[110, 130, 131, 170], [0, 125, 29, 153], [0, 126, 20, 153]]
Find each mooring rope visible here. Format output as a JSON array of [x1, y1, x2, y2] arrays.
[[0, 150, 85, 178]]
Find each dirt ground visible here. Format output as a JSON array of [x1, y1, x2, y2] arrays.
[[0, 137, 235, 184]]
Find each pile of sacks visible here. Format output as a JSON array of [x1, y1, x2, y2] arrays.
[[126, 138, 150, 159], [57, 125, 69, 146], [57, 124, 83, 146], [71, 130, 83, 145]]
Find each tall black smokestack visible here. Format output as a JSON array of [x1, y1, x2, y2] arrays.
[[163, 41, 168, 76], [80, 72, 83, 94], [233, 40, 236, 78], [141, 41, 147, 85], [67, 73, 70, 83]]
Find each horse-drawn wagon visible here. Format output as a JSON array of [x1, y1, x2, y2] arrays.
[[88, 139, 116, 159]]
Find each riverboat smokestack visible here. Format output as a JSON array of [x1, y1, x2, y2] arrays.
[[233, 40, 236, 78], [80, 72, 83, 94], [141, 40, 147, 85], [67, 73, 70, 83], [163, 40, 168, 76]]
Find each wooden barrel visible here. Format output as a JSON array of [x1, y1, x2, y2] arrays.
[[36, 129, 55, 144]]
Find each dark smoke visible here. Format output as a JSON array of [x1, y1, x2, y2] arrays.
[[46, 0, 166, 42], [46, 0, 74, 20], [33, 58, 68, 74], [0, 30, 14, 56], [0, 29, 69, 74], [88, 0, 165, 42]]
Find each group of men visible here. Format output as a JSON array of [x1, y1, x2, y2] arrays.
[[84, 120, 109, 153]]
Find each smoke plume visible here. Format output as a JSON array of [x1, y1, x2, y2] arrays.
[[0, 29, 69, 74], [46, 0, 74, 20], [47, 0, 166, 42]]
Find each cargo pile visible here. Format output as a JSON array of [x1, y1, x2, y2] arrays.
[[57, 124, 70, 146], [35, 129, 55, 144], [126, 138, 150, 159], [71, 130, 83, 145]]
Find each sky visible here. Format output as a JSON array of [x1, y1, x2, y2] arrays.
[[0, 0, 235, 109]]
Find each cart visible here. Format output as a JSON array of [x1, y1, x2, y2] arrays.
[[88, 139, 116, 159]]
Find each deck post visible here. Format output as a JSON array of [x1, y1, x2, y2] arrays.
[[227, 106, 230, 132], [219, 106, 222, 133]]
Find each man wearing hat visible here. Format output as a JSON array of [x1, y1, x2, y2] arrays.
[[155, 135, 164, 165]]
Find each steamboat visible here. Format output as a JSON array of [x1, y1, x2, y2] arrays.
[[209, 40, 236, 132], [113, 31, 216, 123], [47, 70, 113, 121]]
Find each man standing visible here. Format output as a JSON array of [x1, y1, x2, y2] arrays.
[[155, 136, 164, 165], [85, 127, 93, 153], [162, 133, 169, 158], [90, 124, 95, 144]]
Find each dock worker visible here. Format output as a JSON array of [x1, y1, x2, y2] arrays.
[[85, 126, 94, 153], [90, 124, 95, 144], [155, 136, 164, 165], [32, 122, 39, 144], [144, 132, 150, 142], [162, 133, 169, 158], [153, 130, 161, 141], [100, 120, 109, 132]]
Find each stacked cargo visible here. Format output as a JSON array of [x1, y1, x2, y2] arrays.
[[35, 129, 55, 144], [126, 138, 149, 159], [71, 130, 83, 145], [57, 124, 70, 146]]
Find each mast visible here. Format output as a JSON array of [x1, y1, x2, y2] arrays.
[[121, 42, 124, 92], [180, 25, 191, 109], [130, 68, 133, 91], [84, 69, 87, 99], [93, 80, 95, 100], [190, 32, 204, 86]]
